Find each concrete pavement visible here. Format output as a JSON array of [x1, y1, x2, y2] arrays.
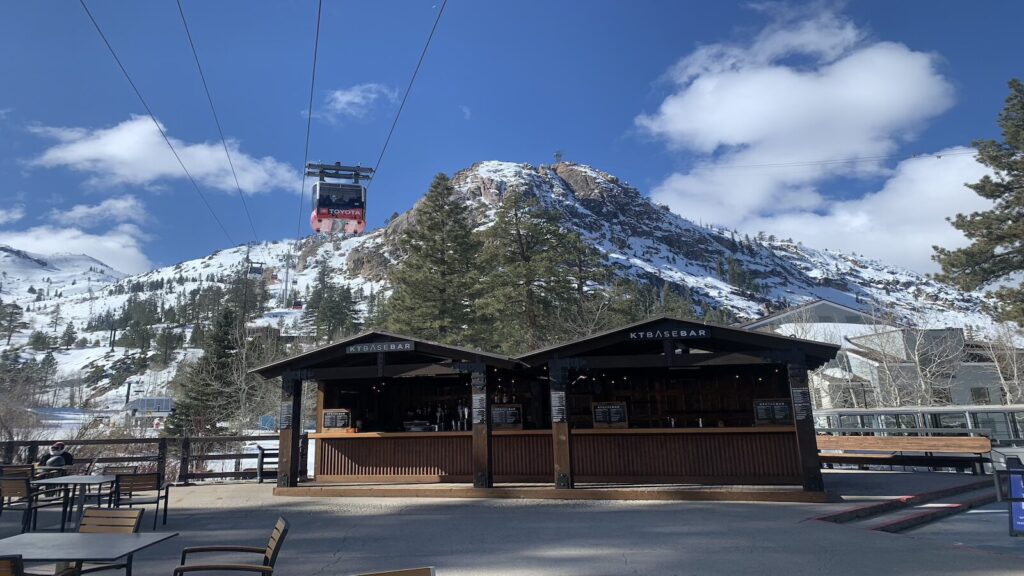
[[3, 472, 1022, 575]]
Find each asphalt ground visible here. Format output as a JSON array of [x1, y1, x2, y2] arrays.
[[2, 471, 1021, 576]]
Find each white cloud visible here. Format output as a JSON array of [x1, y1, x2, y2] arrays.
[[460, 105, 472, 120], [318, 83, 397, 123], [748, 148, 992, 272], [635, 8, 968, 273], [0, 108, 12, 121], [0, 204, 25, 225], [29, 116, 297, 194], [54, 195, 146, 228], [0, 224, 151, 273]]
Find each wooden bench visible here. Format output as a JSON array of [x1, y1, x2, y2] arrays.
[[816, 435, 992, 474]]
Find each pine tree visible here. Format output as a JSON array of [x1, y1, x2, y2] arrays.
[[475, 188, 575, 353], [60, 322, 77, 349], [934, 79, 1024, 321], [384, 173, 480, 344], [166, 308, 239, 437], [0, 302, 27, 345]]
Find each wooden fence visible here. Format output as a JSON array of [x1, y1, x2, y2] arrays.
[[0, 434, 307, 483]]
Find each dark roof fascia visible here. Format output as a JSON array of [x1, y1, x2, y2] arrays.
[[518, 315, 839, 366], [251, 330, 523, 379]]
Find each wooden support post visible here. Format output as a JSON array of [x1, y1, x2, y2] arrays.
[[787, 358, 824, 492], [177, 437, 192, 484], [156, 438, 168, 482], [549, 360, 577, 489], [470, 365, 492, 488], [278, 372, 303, 488]]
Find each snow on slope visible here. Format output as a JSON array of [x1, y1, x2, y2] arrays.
[[0, 159, 1006, 413]]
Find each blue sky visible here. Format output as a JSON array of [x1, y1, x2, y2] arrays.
[[0, 1, 1021, 274]]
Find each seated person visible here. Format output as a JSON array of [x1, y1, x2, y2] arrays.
[[37, 441, 74, 467]]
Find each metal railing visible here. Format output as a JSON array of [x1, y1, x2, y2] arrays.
[[0, 434, 308, 484]]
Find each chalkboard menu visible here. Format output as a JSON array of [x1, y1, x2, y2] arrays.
[[492, 404, 523, 430], [592, 402, 628, 428], [754, 399, 793, 426], [322, 408, 352, 429]]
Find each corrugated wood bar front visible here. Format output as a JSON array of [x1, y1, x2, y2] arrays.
[[493, 431, 553, 482], [571, 428, 802, 485], [317, 433, 473, 483]]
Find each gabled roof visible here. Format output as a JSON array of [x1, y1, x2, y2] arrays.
[[740, 298, 876, 329], [518, 315, 839, 368], [251, 330, 523, 379]]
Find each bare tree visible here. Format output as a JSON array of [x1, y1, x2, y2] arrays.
[[982, 322, 1024, 404]]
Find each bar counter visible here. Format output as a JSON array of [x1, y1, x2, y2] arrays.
[[312, 427, 801, 485]]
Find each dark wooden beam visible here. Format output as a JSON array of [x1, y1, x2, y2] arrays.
[[278, 372, 303, 488], [568, 352, 776, 369], [550, 359, 582, 489], [464, 363, 493, 488], [305, 363, 456, 380], [787, 357, 824, 492]]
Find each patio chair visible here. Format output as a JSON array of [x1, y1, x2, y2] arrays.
[[112, 473, 170, 529], [82, 465, 137, 508], [0, 477, 68, 533], [173, 517, 289, 575], [23, 508, 145, 576], [0, 465, 34, 478], [0, 555, 26, 576], [350, 565, 434, 569]]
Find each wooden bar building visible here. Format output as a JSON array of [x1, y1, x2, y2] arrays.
[[253, 317, 839, 496]]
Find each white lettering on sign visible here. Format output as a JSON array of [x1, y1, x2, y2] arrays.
[[628, 329, 709, 340], [345, 341, 414, 354]]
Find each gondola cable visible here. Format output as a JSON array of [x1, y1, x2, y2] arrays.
[[174, 0, 263, 253], [79, 0, 235, 246], [367, 0, 448, 190], [174, 0, 270, 305], [281, 0, 324, 308]]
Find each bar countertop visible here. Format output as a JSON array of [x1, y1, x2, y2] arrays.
[[308, 426, 796, 439]]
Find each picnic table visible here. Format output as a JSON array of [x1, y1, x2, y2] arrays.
[[32, 474, 116, 530]]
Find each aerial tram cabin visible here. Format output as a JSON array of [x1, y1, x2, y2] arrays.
[[308, 163, 374, 236]]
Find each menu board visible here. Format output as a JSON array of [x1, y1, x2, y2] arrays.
[[791, 388, 812, 421], [551, 391, 567, 423], [592, 402, 628, 428], [472, 392, 487, 425], [492, 404, 523, 430], [322, 409, 352, 429], [754, 399, 793, 426], [279, 401, 292, 429]]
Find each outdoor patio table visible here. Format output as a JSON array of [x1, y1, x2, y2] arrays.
[[32, 474, 116, 530], [0, 532, 178, 571]]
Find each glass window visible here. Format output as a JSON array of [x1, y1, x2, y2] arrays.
[[970, 387, 992, 404], [972, 412, 1012, 441], [931, 413, 968, 429], [1013, 413, 1024, 439], [898, 414, 919, 429], [839, 415, 862, 429]]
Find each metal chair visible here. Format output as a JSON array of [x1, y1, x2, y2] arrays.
[[82, 466, 137, 508], [173, 517, 289, 575], [112, 473, 170, 529], [350, 565, 434, 569], [24, 508, 145, 576], [0, 477, 68, 533], [0, 556, 26, 576]]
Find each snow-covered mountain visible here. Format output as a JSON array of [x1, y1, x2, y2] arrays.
[[0, 160, 1002, 412]]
